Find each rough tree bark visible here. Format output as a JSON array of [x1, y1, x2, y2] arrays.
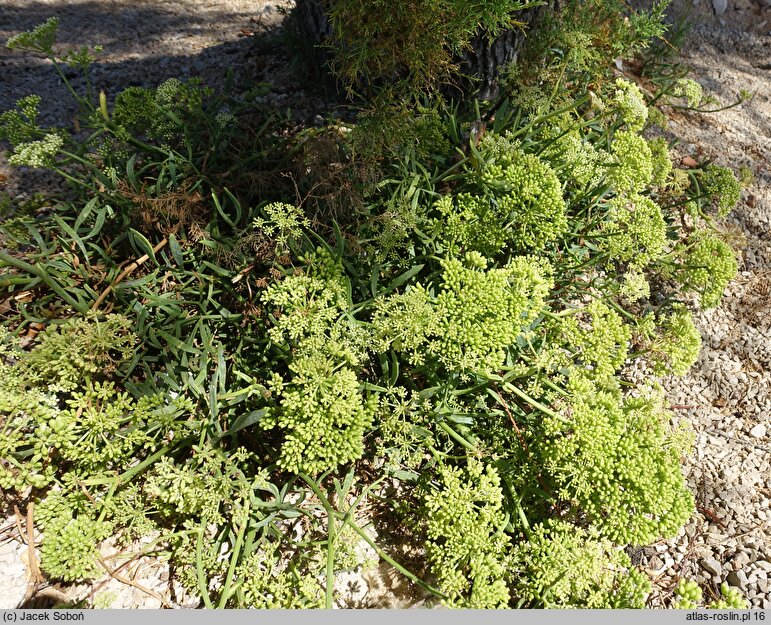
[[294, 0, 559, 100]]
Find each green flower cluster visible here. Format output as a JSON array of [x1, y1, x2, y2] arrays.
[[1, 368, 191, 492], [112, 77, 211, 145], [424, 460, 511, 608], [0, 95, 42, 146], [610, 79, 648, 132], [36, 492, 113, 582], [8, 133, 63, 168], [619, 270, 650, 302], [6, 17, 59, 54], [554, 301, 631, 383], [145, 451, 242, 524], [55, 381, 153, 470], [542, 123, 608, 189], [540, 375, 694, 544], [372, 385, 434, 469], [648, 137, 673, 186], [373, 254, 552, 375], [261, 272, 347, 346], [23, 313, 136, 391], [261, 252, 377, 474], [509, 520, 650, 608], [672, 78, 703, 108], [371, 285, 438, 366], [673, 579, 701, 609], [602, 193, 667, 268], [674, 579, 748, 609], [430, 254, 552, 374], [608, 131, 653, 193], [679, 231, 738, 309], [0, 385, 59, 490], [263, 364, 377, 474], [434, 193, 507, 257], [478, 136, 568, 250], [710, 583, 749, 609], [112, 86, 156, 134], [650, 306, 702, 376], [700, 164, 741, 218], [253, 202, 310, 255], [236, 551, 324, 608]]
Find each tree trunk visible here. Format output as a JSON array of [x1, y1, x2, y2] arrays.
[[293, 0, 558, 100]]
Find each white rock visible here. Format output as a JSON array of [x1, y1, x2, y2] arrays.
[[750, 423, 767, 438], [701, 557, 723, 577], [727, 569, 749, 589]]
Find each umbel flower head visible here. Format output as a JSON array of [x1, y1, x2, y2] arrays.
[[650, 305, 702, 376], [678, 230, 738, 309], [8, 133, 63, 168], [608, 130, 653, 193], [6, 17, 59, 55], [0, 95, 42, 146], [430, 253, 553, 374], [477, 135, 568, 251], [610, 78, 648, 132], [671, 78, 703, 108], [600, 193, 667, 268], [700, 164, 741, 218]]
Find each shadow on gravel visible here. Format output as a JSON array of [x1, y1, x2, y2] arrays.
[[0, 1, 323, 126]]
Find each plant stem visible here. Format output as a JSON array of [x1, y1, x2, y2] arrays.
[[503, 381, 569, 424], [437, 420, 476, 450], [299, 474, 336, 608]]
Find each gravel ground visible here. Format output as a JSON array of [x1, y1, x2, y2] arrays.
[[0, 0, 770, 610], [633, 2, 771, 607]]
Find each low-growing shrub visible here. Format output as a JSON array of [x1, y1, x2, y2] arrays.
[[0, 6, 747, 609]]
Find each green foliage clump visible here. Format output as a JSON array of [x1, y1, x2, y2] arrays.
[[540, 376, 694, 544], [1, 6, 746, 609], [608, 131, 654, 193], [23, 314, 136, 391], [477, 136, 568, 251], [700, 164, 741, 218], [144, 447, 255, 528], [601, 193, 667, 268], [674, 579, 748, 610], [650, 305, 702, 376], [324, 0, 528, 94], [510, 520, 650, 608], [424, 460, 511, 608], [677, 231, 738, 309]]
